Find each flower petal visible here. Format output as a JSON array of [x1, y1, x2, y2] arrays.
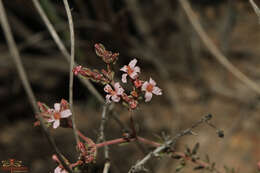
[[54, 166, 62, 173], [153, 87, 162, 95], [134, 66, 140, 73], [54, 103, 61, 112], [106, 94, 112, 103], [53, 120, 60, 129], [129, 72, 138, 79], [149, 78, 156, 86], [114, 83, 124, 95], [111, 95, 120, 102], [48, 108, 55, 114], [145, 92, 153, 102], [60, 109, 72, 118], [47, 117, 55, 122], [120, 65, 128, 72], [104, 84, 112, 93], [121, 73, 128, 83], [129, 59, 137, 68], [142, 81, 148, 91], [114, 82, 120, 90], [54, 166, 68, 173]]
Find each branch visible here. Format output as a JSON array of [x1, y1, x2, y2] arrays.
[[32, 0, 104, 103], [0, 1, 72, 173], [62, 0, 79, 146], [97, 105, 111, 173], [249, 0, 260, 23], [179, 0, 260, 95], [128, 114, 212, 173]]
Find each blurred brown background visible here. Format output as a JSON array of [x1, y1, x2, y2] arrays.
[[0, 0, 260, 172]]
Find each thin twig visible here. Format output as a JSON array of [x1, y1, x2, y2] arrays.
[[32, 0, 104, 103], [97, 105, 111, 173], [249, 0, 260, 23], [0, 1, 72, 173], [179, 0, 260, 95], [62, 0, 80, 146], [128, 114, 213, 173]]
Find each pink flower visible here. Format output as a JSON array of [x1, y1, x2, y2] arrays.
[[142, 78, 162, 102], [72, 65, 82, 75], [104, 82, 124, 103], [120, 59, 140, 83], [129, 99, 138, 109], [54, 166, 68, 173], [48, 103, 72, 129]]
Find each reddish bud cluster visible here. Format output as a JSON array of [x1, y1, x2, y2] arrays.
[[78, 140, 97, 164], [73, 66, 110, 85], [95, 43, 119, 64]]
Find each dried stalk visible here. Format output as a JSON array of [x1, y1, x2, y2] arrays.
[[62, 0, 79, 146], [32, 0, 104, 103], [249, 0, 260, 23], [179, 0, 260, 95]]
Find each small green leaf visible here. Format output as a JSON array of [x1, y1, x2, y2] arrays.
[[192, 143, 200, 155], [218, 130, 224, 138], [193, 165, 204, 170], [205, 154, 210, 163], [175, 165, 184, 172]]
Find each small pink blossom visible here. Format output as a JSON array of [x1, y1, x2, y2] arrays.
[[129, 99, 138, 109], [104, 82, 124, 103], [48, 103, 72, 129], [72, 65, 82, 75], [142, 78, 162, 102], [120, 59, 140, 83], [134, 79, 143, 88], [54, 166, 68, 173]]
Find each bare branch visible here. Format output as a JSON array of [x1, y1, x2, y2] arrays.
[[32, 0, 104, 103], [97, 105, 111, 173], [179, 0, 260, 95], [249, 0, 260, 23], [62, 0, 80, 146]]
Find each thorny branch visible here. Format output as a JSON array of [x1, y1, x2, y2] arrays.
[[128, 114, 213, 173]]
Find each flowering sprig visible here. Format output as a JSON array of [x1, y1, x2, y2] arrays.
[[73, 43, 162, 110], [34, 99, 72, 129], [47, 103, 72, 129]]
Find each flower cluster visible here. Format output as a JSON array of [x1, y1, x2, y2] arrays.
[[73, 44, 162, 110], [34, 99, 72, 129], [108, 58, 162, 109]]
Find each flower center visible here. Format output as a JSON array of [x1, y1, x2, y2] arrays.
[[54, 112, 61, 120], [127, 66, 134, 74], [110, 90, 116, 96], [146, 84, 154, 92]]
